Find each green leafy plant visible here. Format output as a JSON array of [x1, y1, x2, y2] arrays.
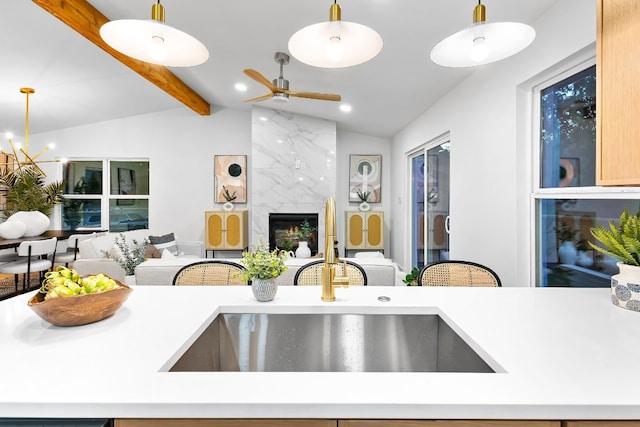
[[555, 220, 578, 243], [239, 237, 288, 280], [222, 186, 237, 202], [1, 166, 64, 218], [356, 189, 371, 202], [402, 267, 420, 286], [107, 233, 150, 276], [296, 219, 316, 242], [590, 208, 640, 266]]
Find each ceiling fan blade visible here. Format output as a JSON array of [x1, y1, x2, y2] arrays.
[[286, 90, 341, 102], [243, 69, 277, 92], [244, 93, 274, 103]]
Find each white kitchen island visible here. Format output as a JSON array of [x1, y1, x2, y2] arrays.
[[1, 285, 639, 423]]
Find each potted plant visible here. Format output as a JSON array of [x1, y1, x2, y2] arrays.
[[221, 186, 237, 211], [590, 208, 640, 312], [107, 233, 150, 286], [0, 166, 65, 237], [239, 237, 288, 302], [402, 267, 420, 286], [555, 220, 578, 265], [356, 189, 371, 212], [295, 219, 316, 258]]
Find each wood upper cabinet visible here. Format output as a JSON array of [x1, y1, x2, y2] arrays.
[[345, 211, 384, 251], [596, 0, 640, 185], [339, 421, 560, 427], [116, 420, 336, 427], [205, 210, 248, 251]]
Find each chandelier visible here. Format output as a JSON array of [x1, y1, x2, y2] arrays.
[[2, 88, 63, 177]]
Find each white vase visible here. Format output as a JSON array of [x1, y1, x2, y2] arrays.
[[7, 211, 50, 237], [557, 241, 577, 265], [611, 263, 640, 312], [576, 250, 594, 268], [0, 220, 28, 239], [223, 201, 234, 211], [358, 201, 371, 211], [123, 275, 136, 286], [295, 241, 311, 258], [251, 278, 277, 302]]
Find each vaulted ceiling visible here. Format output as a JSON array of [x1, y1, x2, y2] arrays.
[[1, 0, 561, 139]]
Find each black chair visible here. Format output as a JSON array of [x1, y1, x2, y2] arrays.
[[418, 260, 501, 287], [294, 259, 367, 286], [172, 260, 248, 286]]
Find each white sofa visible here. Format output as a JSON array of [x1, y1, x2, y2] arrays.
[[73, 229, 204, 282], [134, 255, 403, 286]]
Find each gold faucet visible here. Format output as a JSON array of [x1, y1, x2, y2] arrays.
[[322, 197, 349, 301]]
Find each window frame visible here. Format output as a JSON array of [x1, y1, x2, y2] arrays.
[[530, 52, 640, 286], [60, 158, 150, 231]]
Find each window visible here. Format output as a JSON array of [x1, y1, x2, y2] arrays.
[[61, 160, 149, 231], [534, 61, 640, 287]]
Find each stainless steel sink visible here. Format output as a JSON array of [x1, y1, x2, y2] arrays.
[[168, 313, 496, 373]]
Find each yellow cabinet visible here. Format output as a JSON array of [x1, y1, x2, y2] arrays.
[[596, 0, 640, 185], [345, 211, 384, 254], [340, 422, 559, 427], [205, 210, 249, 255]]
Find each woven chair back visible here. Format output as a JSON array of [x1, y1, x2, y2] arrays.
[[418, 261, 501, 287], [294, 259, 367, 286], [172, 261, 248, 286]]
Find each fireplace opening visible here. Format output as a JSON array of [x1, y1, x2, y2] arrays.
[[269, 213, 319, 255]]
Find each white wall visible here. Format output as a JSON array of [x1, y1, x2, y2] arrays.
[[31, 106, 391, 252], [390, 0, 596, 285]]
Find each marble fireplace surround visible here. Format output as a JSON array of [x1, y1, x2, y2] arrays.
[[251, 106, 336, 253]]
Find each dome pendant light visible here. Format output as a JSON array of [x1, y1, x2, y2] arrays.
[[288, 0, 383, 68], [430, 1, 535, 68], [100, 0, 209, 67]]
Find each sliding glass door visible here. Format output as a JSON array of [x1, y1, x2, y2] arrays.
[[410, 140, 450, 268]]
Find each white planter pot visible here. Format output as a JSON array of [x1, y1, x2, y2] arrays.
[[223, 202, 234, 211], [611, 263, 640, 312], [251, 278, 277, 302], [558, 241, 577, 265], [358, 201, 371, 211], [123, 275, 137, 286], [7, 211, 50, 237], [0, 221, 28, 239], [295, 241, 311, 259]]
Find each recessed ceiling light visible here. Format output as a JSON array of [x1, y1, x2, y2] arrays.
[[235, 83, 248, 92], [260, 117, 268, 121], [340, 104, 352, 113]]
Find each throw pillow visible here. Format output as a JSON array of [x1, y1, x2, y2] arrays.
[[145, 244, 161, 259], [161, 249, 176, 259], [149, 233, 178, 255], [106, 245, 123, 260]]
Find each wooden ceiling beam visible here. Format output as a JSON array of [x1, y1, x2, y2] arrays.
[[32, 0, 210, 116]]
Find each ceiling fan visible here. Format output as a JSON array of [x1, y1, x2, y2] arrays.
[[243, 52, 341, 103]]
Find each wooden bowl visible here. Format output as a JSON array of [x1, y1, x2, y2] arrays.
[[28, 281, 132, 327]]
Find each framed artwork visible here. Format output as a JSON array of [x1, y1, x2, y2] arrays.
[[117, 168, 136, 195], [559, 157, 580, 187], [214, 155, 247, 203], [427, 155, 438, 204], [349, 154, 382, 203]]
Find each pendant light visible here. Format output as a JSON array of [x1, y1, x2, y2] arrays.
[[2, 88, 63, 176], [288, 0, 383, 68], [100, 1, 209, 67], [430, 1, 535, 68]]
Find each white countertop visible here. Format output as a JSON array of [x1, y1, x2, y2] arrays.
[[1, 285, 639, 420]]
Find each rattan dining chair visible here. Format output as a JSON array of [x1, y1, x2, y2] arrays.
[[417, 260, 501, 287], [172, 260, 248, 286], [293, 259, 367, 286]]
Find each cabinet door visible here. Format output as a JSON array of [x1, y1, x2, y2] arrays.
[[564, 422, 640, 427], [205, 212, 224, 250], [597, 0, 640, 185], [346, 212, 366, 249], [116, 419, 336, 427], [365, 211, 383, 249], [225, 211, 243, 249], [339, 421, 559, 427]]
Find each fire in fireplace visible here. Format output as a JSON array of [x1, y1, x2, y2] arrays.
[[269, 213, 319, 255]]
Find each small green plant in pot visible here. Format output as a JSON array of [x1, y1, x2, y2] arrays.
[[590, 208, 640, 312], [240, 237, 288, 302]]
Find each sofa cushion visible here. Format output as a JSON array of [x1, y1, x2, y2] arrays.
[[144, 244, 161, 259], [149, 233, 177, 255]]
